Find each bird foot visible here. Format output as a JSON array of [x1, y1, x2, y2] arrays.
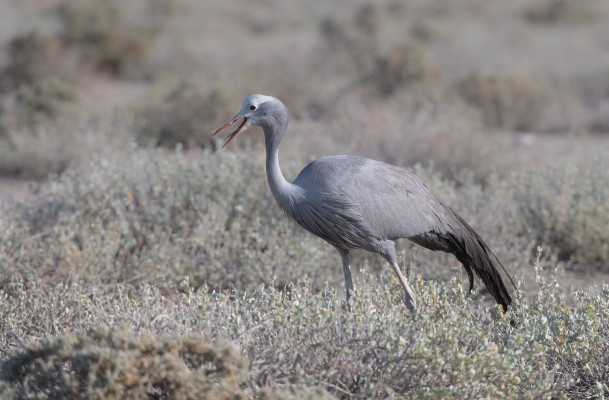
[[405, 298, 417, 319]]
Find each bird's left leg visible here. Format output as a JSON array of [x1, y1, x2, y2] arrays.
[[378, 242, 417, 316], [338, 248, 354, 311]]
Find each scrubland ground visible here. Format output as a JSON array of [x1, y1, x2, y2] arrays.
[[0, 0, 608, 398]]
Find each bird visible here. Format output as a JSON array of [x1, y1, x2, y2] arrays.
[[214, 94, 515, 316]]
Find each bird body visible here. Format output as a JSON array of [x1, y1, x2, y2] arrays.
[[215, 94, 514, 315]]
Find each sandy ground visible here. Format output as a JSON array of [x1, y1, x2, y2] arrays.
[[0, 177, 35, 203]]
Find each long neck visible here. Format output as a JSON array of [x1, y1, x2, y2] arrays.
[[263, 124, 299, 211]]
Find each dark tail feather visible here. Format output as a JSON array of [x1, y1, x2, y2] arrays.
[[408, 208, 515, 313], [447, 213, 513, 312]]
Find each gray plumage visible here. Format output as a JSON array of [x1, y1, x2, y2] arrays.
[[214, 94, 513, 315]]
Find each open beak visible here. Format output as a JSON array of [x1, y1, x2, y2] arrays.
[[213, 114, 250, 148]]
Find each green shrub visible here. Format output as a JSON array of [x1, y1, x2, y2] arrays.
[[457, 71, 547, 131], [0, 327, 246, 399]]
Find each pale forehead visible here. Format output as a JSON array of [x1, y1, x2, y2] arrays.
[[243, 94, 275, 107]]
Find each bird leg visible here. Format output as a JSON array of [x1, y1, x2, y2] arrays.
[[377, 242, 417, 316], [339, 249, 354, 312], [391, 262, 417, 316]]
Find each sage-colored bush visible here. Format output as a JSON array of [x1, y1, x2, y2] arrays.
[[457, 71, 547, 131], [135, 79, 233, 149], [509, 163, 609, 266], [57, 0, 167, 79], [6, 149, 336, 291], [0, 327, 246, 399], [0, 144, 607, 398], [0, 268, 607, 398]]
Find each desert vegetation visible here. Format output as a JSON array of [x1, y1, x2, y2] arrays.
[[0, 0, 608, 398]]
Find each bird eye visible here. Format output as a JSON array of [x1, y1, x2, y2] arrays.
[[249, 105, 257, 111]]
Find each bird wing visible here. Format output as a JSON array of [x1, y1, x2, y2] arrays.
[[340, 159, 448, 240], [285, 188, 372, 250], [340, 158, 513, 310]]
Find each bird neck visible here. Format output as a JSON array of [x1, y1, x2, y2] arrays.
[[263, 124, 299, 211]]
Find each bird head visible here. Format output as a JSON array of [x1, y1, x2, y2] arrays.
[[213, 94, 287, 148]]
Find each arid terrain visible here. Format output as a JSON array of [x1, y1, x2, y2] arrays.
[[0, 0, 608, 398]]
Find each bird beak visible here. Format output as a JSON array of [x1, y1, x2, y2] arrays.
[[213, 114, 250, 148]]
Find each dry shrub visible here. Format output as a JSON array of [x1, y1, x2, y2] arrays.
[[259, 385, 337, 400], [57, 0, 161, 79], [0, 116, 132, 179], [375, 40, 442, 96], [0, 31, 74, 93], [587, 102, 609, 133], [354, 3, 383, 38], [525, 0, 600, 25], [7, 149, 336, 290], [1, 271, 609, 399], [457, 71, 547, 131], [319, 7, 441, 99], [318, 16, 377, 81], [509, 162, 609, 267], [11, 77, 77, 123], [0, 327, 246, 399], [136, 79, 233, 149], [411, 20, 448, 43], [0, 31, 79, 126]]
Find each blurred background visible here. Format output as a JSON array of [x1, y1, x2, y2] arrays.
[[1, 0, 608, 179], [0, 0, 607, 290]]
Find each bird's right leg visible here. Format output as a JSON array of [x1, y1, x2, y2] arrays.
[[378, 242, 417, 316], [338, 249, 354, 311], [390, 262, 417, 315]]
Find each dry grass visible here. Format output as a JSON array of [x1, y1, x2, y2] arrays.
[[0, 268, 607, 398], [0, 1, 608, 398], [524, 0, 601, 25], [456, 71, 548, 131], [57, 0, 161, 79], [135, 77, 235, 149], [0, 327, 247, 399]]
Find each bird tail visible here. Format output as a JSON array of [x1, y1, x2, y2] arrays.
[[447, 212, 514, 312]]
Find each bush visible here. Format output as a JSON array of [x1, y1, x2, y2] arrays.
[[5, 149, 336, 290], [11, 77, 77, 122], [1, 271, 608, 399], [57, 0, 162, 79], [0, 31, 79, 126], [524, 0, 600, 25], [375, 40, 441, 96], [457, 71, 547, 131], [353, 3, 383, 38], [135, 79, 233, 149], [0, 327, 246, 399], [259, 385, 337, 400], [509, 162, 609, 266], [0, 115, 132, 179], [0, 143, 607, 398], [319, 8, 441, 99], [0, 31, 73, 93]]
